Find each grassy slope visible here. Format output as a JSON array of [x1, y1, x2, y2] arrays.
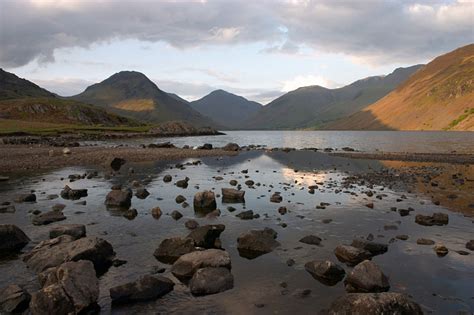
[[327, 44, 474, 131]]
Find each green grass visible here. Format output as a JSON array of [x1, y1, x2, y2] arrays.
[[444, 108, 474, 130]]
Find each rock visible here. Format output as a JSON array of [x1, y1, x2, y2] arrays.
[[109, 157, 126, 171], [176, 177, 190, 188], [305, 260, 345, 286], [344, 260, 390, 293], [49, 224, 86, 240], [123, 208, 138, 220], [30, 260, 99, 315], [163, 175, 172, 183], [222, 143, 240, 151], [0, 224, 30, 255], [105, 188, 132, 208], [170, 210, 183, 220], [236, 210, 256, 220], [148, 142, 175, 148], [189, 267, 234, 296], [60, 185, 88, 200], [237, 228, 280, 259], [15, 193, 36, 203], [415, 213, 449, 226], [175, 195, 186, 204], [193, 191, 217, 214], [135, 188, 150, 199], [154, 237, 196, 264], [396, 235, 409, 240], [221, 188, 245, 203], [229, 180, 238, 186], [334, 245, 372, 266], [23, 236, 115, 274], [326, 293, 423, 314], [0, 176, 9, 182], [286, 258, 295, 266], [0, 205, 15, 213], [0, 284, 30, 314], [434, 244, 449, 256], [62, 148, 71, 155], [270, 193, 282, 203], [171, 249, 231, 282], [32, 210, 66, 226], [299, 235, 322, 246], [110, 275, 174, 304], [416, 238, 435, 245], [350, 239, 388, 256], [466, 240, 474, 251], [293, 289, 312, 298], [366, 203, 374, 209], [185, 220, 199, 230], [52, 203, 66, 211], [199, 143, 213, 150], [278, 206, 287, 215], [245, 180, 254, 186], [186, 224, 225, 249], [151, 207, 162, 219]]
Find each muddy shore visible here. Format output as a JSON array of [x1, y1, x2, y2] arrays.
[[0, 145, 238, 172], [330, 151, 474, 164]]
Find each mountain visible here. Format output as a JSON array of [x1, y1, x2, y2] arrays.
[[0, 69, 55, 99], [327, 44, 474, 131], [0, 69, 140, 130], [243, 65, 422, 129], [71, 71, 217, 127], [190, 89, 263, 129]]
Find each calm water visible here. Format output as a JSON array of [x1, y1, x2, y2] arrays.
[[0, 150, 473, 314], [84, 130, 474, 154]]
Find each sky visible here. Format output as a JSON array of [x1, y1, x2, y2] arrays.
[[0, 0, 473, 104]]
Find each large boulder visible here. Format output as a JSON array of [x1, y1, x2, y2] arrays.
[[237, 228, 280, 259], [32, 210, 66, 226], [189, 267, 234, 296], [105, 188, 133, 208], [110, 275, 174, 305], [415, 213, 449, 226], [222, 143, 240, 151], [326, 293, 423, 314], [221, 188, 245, 203], [23, 236, 115, 274], [304, 260, 345, 286], [153, 237, 196, 264], [0, 284, 30, 314], [0, 224, 30, 255], [193, 191, 217, 215], [171, 249, 231, 282], [60, 185, 88, 200], [49, 224, 86, 240], [351, 239, 388, 256], [186, 224, 225, 249], [30, 260, 99, 315], [344, 260, 390, 293], [334, 245, 372, 266]]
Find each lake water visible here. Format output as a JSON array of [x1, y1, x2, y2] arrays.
[[1, 150, 473, 314], [85, 130, 474, 154]]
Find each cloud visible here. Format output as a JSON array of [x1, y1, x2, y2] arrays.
[[29, 77, 94, 96], [1, 0, 471, 68], [281, 75, 340, 92]]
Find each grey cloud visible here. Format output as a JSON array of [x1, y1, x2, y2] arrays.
[[30, 78, 95, 96], [1, 0, 471, 68]]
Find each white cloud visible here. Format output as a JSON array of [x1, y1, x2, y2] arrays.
[[281, 75, 340, 92]]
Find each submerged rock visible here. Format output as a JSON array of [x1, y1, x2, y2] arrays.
[[221, 188, 245, 203], [344, 260, 390, 293], [15, 193, 36, 203], [60, 185, 88, 200], [151, 207, 162, 219], [105, 188, 132, 209], [415, 213, 449, 226], [170, 210, 183, 220], [299, 235, 322, 246], [30, 260, 99, 315], [305, 260, 345, 286], [237, 228, 280, 259], [350, 239, 388, 256], [135, 188, 150, 199], [236, 210, 256, 220], [326, 293, 423, 314], [185, 219, 199, 230], [0, 224, 30, 255], [434, 244, 449, 256], [32, 210, 66, 226], [189, 267, 234, 296], [334, 245, 372, 266], [193, 191, 217, 215], [110, 275, 174, 305], [270, 193, 282, 203], [416, 238, 435, 245], [466, 240, 474, 251], [171, 249, 231, 282], [49, 224, 86, 240]]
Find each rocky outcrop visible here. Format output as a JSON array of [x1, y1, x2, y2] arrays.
[[237, 228, 280, 259], [326, 293, 423, 314], [0, 224, 30, 255], [110, 275, 174, 304], [30, 260, 99, 315]]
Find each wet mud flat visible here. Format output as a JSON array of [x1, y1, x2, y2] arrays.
[[0, 150, 473, 314]]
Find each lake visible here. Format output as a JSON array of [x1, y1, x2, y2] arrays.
[[1, 149, 473, 314], [84, 130, 474, 154]]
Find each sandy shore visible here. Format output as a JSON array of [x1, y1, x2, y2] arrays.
[[330, 151, 474, 164], [0, 145, 238, 172]]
